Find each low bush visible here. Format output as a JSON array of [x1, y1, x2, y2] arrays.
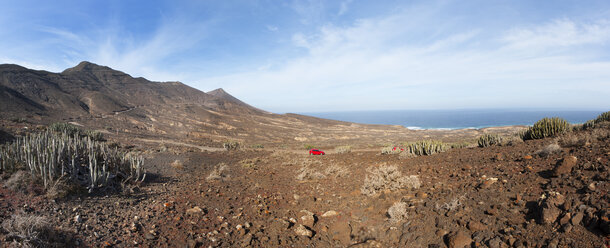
[[387, 202, 408, 223], [523, 117, 571, 140], [206, 163, 229, 181], [2, 214, 53, 247], [477, 134, 503, 147], [335, 146, 352, 154], [361, 164, 420, 196], [304, 144, 315, 150], [223, 141, 240, 151], [536, 143, 562, 157], [381, 146, 400, 155]]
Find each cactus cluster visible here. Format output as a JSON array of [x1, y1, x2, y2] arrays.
[[477, 134, 503, 147], [583, 111, 610, 129], [523, 117, 571, 140], [49, 122, 104, 141], [223, 141, 240, 151], [403, 140, 448, 156], [0, 130, 145, 192]]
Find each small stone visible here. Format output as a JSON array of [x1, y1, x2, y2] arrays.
[[559, 213, 571, 225], [571, 212, 584, 225], [186, 239, 197, 248], [145, 233, 155, 240], [547, 238, 559, 248], [445, 230, 472, 248], [562, 223, 573, 233], [416, 192, 428, 198], [538, 192, 565, 224], [467, 221, 486, 232], [494, 153, 504, 161], [587, 183, 596, 191], [294, 224, 313, 237], [480, 178, 498, 189], [321, 210, 339, 217], [186, 206, 204, 215], [552, 156, 577, 177], [241, 233, 253, 247], [299, 210, 316, 227], [74, 215, 82, 223]]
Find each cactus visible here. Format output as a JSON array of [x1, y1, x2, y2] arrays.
[[477, 134, 503, 147], [0, 130, 145, 192], [523, 117, 571, 140], [402, 140, 448, 156], [223, 141, 240, 151], [583, 111, 610, 129]]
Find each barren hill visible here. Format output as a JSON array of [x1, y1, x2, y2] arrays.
[[0, 62, 519, 148]]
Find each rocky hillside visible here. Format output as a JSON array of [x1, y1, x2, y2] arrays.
[[0, 62, 519, 148]]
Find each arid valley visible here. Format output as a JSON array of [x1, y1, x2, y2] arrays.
[[0, 62, 608, 248]]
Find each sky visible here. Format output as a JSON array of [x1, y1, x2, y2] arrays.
[[1, 0, 610, 113]]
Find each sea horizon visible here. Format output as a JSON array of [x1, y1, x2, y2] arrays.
[[299, 109, 606, 130]]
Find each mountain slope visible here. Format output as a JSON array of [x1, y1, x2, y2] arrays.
[[0, 62, 516, 147]]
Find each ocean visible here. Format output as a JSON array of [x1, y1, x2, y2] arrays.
[[300, 109, 605, 130]]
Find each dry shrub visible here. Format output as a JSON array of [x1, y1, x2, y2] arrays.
[[435, 194, 466, 212], [324, 164, 350, 178], [3, 171, 34, 193], [296, 167, 325, 181], [536, 143, 562, 157], [387, 202, 408, 223], [2, 214, 52, 247], [240, 158, 266, 169], [206, 163, 229, 181], [361, 164, 420, 196], [335, 146, 352, 154], [381, 146, 400, 155], [170, 160, 184, 170], [558, 133, 590, 148]]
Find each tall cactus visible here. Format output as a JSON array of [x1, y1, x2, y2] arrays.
[[0, 129, 146, 192], [524, 117, 571, 140]]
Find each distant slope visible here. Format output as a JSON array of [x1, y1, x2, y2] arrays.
[[0, 61, 255, 117], [0, 61, 513, 147]]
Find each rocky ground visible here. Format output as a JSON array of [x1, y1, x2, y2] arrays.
[[1, 124, 609, 247]]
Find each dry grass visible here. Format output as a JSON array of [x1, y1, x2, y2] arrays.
[[206, 163, 230, 181], [324, 164, 350, 178], [361, 164, 420, 196], [170, 160, 184, 170], [334, 146, 352, 154], [1, 214, 52, 247], [435, 194, 466, 212], [3, 171, 34, 193], [387, 202, 409, 223], [536, 143, 562, 157]]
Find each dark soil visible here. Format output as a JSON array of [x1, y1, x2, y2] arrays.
[[1, 125, 608, 248]]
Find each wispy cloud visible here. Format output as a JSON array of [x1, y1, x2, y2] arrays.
[[338, 0, 353, 16], [202, 11, 610, 112]]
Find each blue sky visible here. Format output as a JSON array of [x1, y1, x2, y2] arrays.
[[1, 0, 610, 113]]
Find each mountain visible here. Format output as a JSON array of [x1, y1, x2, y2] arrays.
[[0, 61, 505, 147]]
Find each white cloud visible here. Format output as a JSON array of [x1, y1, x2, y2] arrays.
[[502, 19, 610, 49], [338, 0, 353, 16], [201, 14, 610, 112], [266, 25, 278, 32]]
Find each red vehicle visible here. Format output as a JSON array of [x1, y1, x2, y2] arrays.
[[309, 149, 325, 155]]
